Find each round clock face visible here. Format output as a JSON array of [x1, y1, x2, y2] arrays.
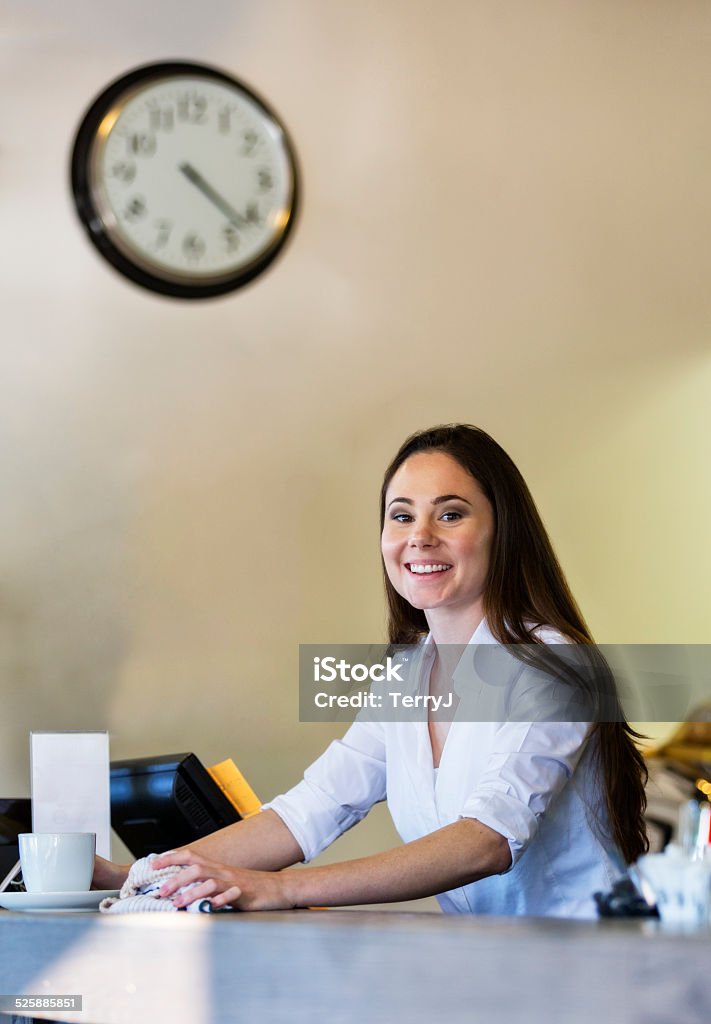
[[71, 62, 298, 298]]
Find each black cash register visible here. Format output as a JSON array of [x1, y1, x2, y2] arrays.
[[110, 752, 241, 859]]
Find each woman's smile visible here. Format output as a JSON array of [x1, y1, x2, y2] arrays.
[[405, 561, 453, 575]]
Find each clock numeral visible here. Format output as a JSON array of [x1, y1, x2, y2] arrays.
[[124, 195, 147, 221], [154, 218, 172, 248], [218, 106, 231, 134], [257, 168, 273, 192], [222, 224, 240, 252], [148, 103, 174, 132], [177, 93, 208, 125], [242, 129, 259, 156], [128, 132, 156, 157], [111, 160, 136, 184], [244, 200, 261, 226], [182, 232, 206, 261]]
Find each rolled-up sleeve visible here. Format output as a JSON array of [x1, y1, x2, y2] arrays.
[[459, 721, 591, 870], [261, 720, 387, 862]]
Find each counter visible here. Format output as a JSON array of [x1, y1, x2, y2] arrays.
[[1, 908, 709, 1024]]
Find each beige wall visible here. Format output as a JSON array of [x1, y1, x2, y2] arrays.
[[2, 1, 709, 878]]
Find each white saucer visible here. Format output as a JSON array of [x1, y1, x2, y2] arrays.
[[0, 890, 119, 913]]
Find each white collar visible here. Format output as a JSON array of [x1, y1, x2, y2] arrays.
[[422, 617, 497, 651]]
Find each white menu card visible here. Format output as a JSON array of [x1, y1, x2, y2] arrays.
[[30, 731, 111, 858]]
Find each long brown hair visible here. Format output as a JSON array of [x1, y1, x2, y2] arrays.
[[380, 424, 648, 864]]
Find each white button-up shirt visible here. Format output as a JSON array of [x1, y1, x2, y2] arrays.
[[265, 620, 625, 918]]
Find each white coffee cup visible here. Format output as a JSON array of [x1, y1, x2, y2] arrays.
[[18, 832, 96, 893]]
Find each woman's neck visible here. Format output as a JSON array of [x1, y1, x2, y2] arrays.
[[424, 604, 485, 646]]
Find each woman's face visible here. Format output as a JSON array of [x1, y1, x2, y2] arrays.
[[381, 451, 495, 625]]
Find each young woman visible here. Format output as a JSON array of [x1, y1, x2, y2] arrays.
[[96, 425, 648, 917]]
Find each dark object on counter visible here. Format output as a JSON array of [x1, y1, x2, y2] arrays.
[[0, 798, 32, 880], [110, 752, 241, 859], [594, 877, 660, 918]]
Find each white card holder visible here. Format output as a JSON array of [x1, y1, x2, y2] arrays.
[[30, 731, 111, 859]]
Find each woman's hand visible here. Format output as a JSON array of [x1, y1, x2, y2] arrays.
[[152, 849, 294, 911], [92, 855, 130, 891]]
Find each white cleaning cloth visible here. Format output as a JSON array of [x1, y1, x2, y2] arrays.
[[100, 853, 221, 913]]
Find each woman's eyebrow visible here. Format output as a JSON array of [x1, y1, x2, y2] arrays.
[[386, 493, 472, 509], [432, 494, 472, 506]]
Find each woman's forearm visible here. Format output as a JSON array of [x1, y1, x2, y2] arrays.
[[279, 818, 511, 908], [180, 808, 305, 871], [94, 810, 302, 891], [154, 818, 510, 910]]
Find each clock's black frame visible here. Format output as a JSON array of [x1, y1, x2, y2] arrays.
[[70, 60, 299, 299]]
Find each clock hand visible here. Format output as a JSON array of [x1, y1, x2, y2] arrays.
[[179, 161, 247, 228]]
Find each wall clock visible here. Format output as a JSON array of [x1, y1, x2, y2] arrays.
[[70, 61, 298, 299]]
